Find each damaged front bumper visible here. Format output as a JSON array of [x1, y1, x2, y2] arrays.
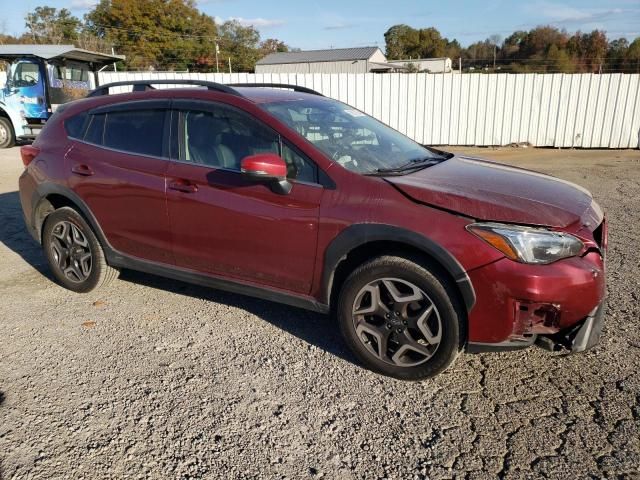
[[468, 301, 605, 354], [536, 301, 605, 353]]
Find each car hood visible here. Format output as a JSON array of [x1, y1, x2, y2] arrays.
[[385, 155, 593, 228]]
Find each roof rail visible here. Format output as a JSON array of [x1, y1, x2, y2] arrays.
[[227, 83, 323, 96], [88, 79, 241, 97]]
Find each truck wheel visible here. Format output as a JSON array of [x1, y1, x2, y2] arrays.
[[0, 117, 15, 148], [337, 255, 463, 380]]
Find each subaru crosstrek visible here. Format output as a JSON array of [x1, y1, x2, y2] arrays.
[[18, 80, 607, 380]]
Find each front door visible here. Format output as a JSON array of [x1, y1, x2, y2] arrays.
[[2, 60, 48, 120], [166, 101, 322, 294]]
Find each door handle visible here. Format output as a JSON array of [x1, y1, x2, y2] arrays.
[[168, 180, 198, 193], [71, 164, 94, 176]]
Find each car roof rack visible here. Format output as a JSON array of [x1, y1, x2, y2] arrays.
[[88, 79, 241, 97], [227, 83, 323, 96], [88, 79, 324, 98]]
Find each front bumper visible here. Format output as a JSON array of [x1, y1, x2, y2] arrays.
[[536, 301, 605, 353], [467, 301, 605, 353], [465, 251, 606, 346]]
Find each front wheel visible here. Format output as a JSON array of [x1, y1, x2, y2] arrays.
[[337, 255, 464, 380], [0, 117, 15, 149]]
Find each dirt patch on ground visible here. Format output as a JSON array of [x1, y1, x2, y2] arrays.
[[1, 146, 639, 479]]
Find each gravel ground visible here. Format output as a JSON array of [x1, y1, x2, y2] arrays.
[[1, 146, 639, 479]]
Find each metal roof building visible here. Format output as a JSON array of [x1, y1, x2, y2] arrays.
[[255, 47, 404, 74], [0, 44, 123, 68]]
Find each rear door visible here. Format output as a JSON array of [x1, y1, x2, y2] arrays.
[[66, 100, 173, 264], [165, 100, 322, 294]]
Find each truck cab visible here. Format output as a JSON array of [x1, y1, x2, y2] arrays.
[[0, 44, 122, 148]]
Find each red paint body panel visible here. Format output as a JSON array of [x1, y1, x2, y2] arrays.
[[18, 86, 608, 351], [166, 161, 322, 294], [467, 252, 605, 343], [65, 142, 172, 264], [240, 153, 287, 178], [386, 156, 593, 227]]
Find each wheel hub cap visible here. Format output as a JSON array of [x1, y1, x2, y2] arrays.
[[352, 277, 442, 367], [49, 221, 92, 283]]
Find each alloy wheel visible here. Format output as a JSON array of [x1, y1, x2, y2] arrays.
[[352, 277, 442, 367], [49, 221, 93, 283]]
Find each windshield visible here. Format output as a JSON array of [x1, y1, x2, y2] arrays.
[[263, 98, 446, 175]]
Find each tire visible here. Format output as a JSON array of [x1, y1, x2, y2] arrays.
[[337, 255, 464, 380], [42, 207, 119, 293], [0, 117, 15, 149]]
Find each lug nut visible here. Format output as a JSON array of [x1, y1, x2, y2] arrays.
[[386, 324, 392, 329], [396, 328, 402, 333]]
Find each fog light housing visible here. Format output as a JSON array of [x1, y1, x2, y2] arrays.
[[511, 301, 561, 338]]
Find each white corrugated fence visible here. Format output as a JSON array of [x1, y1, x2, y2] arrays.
[[2, 70, 639, 148], [98, 72, 640, 149]]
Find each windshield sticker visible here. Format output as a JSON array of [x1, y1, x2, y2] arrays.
[[344, 109, 366, 117]]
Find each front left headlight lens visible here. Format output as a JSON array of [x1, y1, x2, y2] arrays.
[[467, 222, 584, 264]]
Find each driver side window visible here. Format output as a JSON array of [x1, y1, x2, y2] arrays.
[[182, 107, 279, 171], [181, 105, 318, 183], [12, 62, 40, 87]]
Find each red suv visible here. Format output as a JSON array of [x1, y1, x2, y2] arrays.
[[18, 80, 607, 380]]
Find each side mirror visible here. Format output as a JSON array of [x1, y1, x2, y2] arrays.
[[240, 153, 292, 195]]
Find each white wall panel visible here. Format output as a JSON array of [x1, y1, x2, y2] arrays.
[[90, 71, 640, 148]]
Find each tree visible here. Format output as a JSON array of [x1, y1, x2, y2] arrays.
[[384, 24, 458, 60], [546, 44, 574, 72], [384, 24, 419, 59], [444, 39, 462, 60], [627, 38, 640, 73], [502, 30, 526, 57], [85, 0, 219, 71], [607, 38, 629, 72], [260, 38, 289, 54], [25, 6, 81, 44], [218, 20, 261, 72]]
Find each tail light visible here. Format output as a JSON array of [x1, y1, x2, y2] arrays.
[[20, 145, 40, 167]]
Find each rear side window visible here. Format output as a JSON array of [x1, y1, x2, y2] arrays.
[[85, 114, 106, 145], [103, 110, 165, 157], [64, 112, 88, 138]]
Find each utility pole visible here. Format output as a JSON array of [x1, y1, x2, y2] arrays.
[[215, 42, 219, 73], [459, 57, 462, 73], [493, 44, 496, 70], [228, 57, 232, 74], [112, 47, 117, 72]]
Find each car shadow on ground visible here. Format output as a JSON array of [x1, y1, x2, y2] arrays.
[[118, 269, 356, 365], [0, 191, 51, 278], [0, 190, 356, 366]]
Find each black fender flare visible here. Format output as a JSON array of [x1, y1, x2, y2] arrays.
[[31, 183, 117, 260], [322, 224, 476, 312]]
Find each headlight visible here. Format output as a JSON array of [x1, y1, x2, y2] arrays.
[[467, 222, 584, 264]]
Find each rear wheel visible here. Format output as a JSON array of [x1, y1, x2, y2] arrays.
[[42, 207, 119, 293], [337, 255, 463, 380], [0, 117, 15, 149]]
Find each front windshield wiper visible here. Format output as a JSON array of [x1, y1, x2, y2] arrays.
[[371, 156, 442, 175]]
